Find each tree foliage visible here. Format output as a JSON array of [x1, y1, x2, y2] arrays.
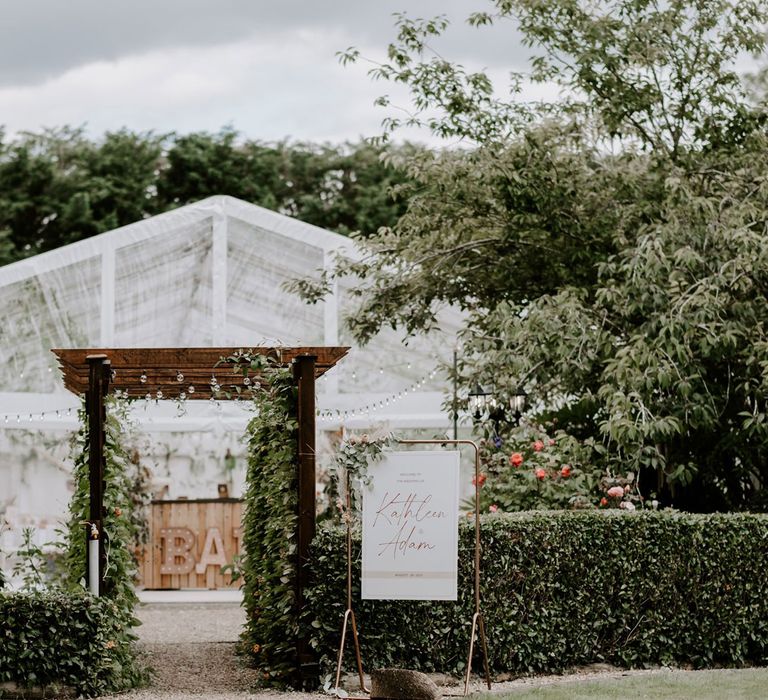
[[299, 0, 768, 510], [0, 127, 412, 264]]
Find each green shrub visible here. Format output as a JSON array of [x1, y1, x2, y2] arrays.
[[235, 354, 300, 685], [0, 590, 145, 696], [474, 424, 647, 513], [52, 397, 148, 693], [307, 511, 768, 678]]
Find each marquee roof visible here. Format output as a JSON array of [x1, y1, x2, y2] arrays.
[[0, 196, 461, 430]]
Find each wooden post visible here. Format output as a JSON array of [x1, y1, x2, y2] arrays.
[[293, 354, 317, 681], [86, 354, 111, 595]]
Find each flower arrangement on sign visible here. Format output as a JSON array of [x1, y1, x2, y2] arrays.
[[330, 433, 396, 518]]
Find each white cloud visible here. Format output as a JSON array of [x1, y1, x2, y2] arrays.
[[0, 29, 399, 142], [0, 1, 537, 144]]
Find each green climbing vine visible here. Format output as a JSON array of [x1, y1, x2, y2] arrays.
[[226, 352, 300, 686], [60, 395, 149, 691]]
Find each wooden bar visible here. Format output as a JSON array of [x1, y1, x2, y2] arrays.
[[52, 346, 349, 395]]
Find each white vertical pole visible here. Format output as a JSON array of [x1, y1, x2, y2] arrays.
[[100, 248, 116, 346], [323, 249, 340, 395], [212, 207, 228, 345], [88, 537, 100, 596]]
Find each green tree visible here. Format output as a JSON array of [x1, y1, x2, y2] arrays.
[[0, 128, 410, 265], [296, 0, 768, 510], [0, 127, 163, 259], [157, 130, 411, 236]]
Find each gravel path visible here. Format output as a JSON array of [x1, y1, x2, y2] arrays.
[[97, 603, 326, 700], [95, 604, 731, 699]]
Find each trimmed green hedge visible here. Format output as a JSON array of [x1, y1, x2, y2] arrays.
[[0, 590, 144, 697], [306, 511, 768, 678]]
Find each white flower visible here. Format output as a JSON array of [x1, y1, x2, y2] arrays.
[[620, 501, 636, 511]]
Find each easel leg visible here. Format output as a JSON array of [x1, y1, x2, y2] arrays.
[[334, 609, 351, 690], [478, 614, 492, 689], [350, 610, 368, 692], [463, 612, 492, 696], [463, 612, 479, 696], [334, 608, 369, 694]]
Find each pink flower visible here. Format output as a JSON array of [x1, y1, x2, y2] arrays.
[[533, 440, 545, 452], [560, 465, 571, 478], [472, 473, 486, 487], [489, 504, 498, 513], [607, 486, 624, 499], [548, 439, 555, 446], [600, 497, 608, 507], [510, 452, 524, 467], [535, 468, 547, 480], [624, 484, 631, 494]]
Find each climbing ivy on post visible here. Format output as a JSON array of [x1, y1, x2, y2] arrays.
[[60, 395, 148, 691], [234, 353, 301, 686]]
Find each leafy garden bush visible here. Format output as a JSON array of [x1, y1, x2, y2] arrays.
[[475, 424, 645, 513], [0, 399, 148, 696], [235, 353, 300, 685], [0, 590, 145, 696], [308, 511, 768, 678]]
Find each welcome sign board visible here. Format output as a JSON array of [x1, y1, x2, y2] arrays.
[[362, 450, 460, 600]]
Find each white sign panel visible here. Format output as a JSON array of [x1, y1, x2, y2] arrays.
[[362, 450, 459, 600]]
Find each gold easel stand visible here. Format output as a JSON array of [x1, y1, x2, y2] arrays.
[[333, 440, 492, 697], [334, 469, 369, 695], [400, 440, 492, 696]]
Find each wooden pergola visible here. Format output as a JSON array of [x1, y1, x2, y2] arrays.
[[53, 346, 348, 671]]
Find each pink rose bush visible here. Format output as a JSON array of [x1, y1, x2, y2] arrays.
[[472, 421, 648, 513]]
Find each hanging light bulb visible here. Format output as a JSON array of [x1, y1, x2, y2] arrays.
[[140, 371, 147, 384], [176, 372, 184, 383], [179, 391, 187, 401], [156, 390, 163, 399], [188, 385, 195, 394], [243, 376, 251, 386]]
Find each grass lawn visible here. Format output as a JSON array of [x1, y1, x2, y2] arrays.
[[476, 668, 768, 699]]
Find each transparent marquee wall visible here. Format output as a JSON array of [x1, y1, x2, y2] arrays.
[[0, 196, 463, 562]]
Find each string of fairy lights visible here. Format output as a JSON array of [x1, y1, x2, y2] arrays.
[[2, 407, 76, 425], [316, 367, 439, 422], [1, 355, 445, 426]]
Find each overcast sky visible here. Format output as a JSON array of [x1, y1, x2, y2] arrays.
[[0, 0, 545, 144]]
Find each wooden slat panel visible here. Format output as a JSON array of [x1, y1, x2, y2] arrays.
[[139, 500, 243, 590], [52, 346, 349, 396], [152, 503, 163, 588]]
